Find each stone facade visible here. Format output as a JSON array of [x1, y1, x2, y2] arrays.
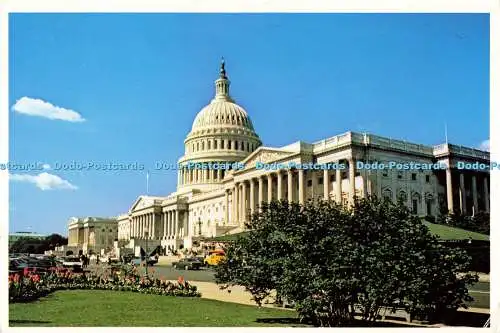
[[115, 61, 490, 251], [68, 217, 118, 254]]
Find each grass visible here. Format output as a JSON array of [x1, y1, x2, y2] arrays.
[[423, 222, 489, 241], [9, 290, 305, 327]]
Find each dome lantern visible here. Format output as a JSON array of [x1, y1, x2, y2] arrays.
[[215, 57, 231, 101]]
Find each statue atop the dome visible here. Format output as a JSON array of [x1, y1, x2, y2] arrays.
[[219, 57, 227, 79]]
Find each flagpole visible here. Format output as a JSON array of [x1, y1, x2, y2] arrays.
[[146, 171, 150, 195], [445, 122, 448, 144]]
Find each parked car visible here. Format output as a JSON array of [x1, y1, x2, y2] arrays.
[[173, 257, 203, 270], [204, 250, 226, 266], [129, 256, 157, 266], [61, 256, 83, 272]]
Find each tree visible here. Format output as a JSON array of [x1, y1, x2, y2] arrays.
[[9, 234, 68, 254], [215, 197, 478, 326]]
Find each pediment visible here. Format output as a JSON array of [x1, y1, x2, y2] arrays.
[[241, 147, 295, 169], [130, 196, 164, 212]]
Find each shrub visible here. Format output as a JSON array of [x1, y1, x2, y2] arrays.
[[216, 197, 478, 327]]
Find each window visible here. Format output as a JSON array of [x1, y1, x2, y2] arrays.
[[330, 175, 335, 182], [382, 189, 392, 201], [214, 140, 218, 149], [412, 199, 418, 214], [426, 201, 432, 216], [318, 177, 324, 185], [235, 141, 238, 150], [411, 173, 417, 181], [425, 175, 430, 183], [382, 170, 388, 177], [307, 180, 312, 187], [208, 141, 211, 150], [397, 172, 403, 179], [355, 171, 361, 177]]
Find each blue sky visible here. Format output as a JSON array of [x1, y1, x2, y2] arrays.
[[9, 13, 489, 235]]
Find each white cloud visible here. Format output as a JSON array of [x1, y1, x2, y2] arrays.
[[10, 172, 78, 191], [42, 163, 51, 170], [12, 97, 85, 122], [479, 139, 490, 152]]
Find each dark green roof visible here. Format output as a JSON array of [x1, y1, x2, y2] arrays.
[[207, 222, 489, 242]]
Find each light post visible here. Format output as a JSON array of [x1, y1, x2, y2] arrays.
[[144, 231, 149, 278]]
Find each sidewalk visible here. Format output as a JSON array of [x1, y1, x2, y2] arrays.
[[169, 280, 277, 308], [177, 280, 490, 315]]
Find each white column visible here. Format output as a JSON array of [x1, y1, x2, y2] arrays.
[[349, 158, 356, 205], [446, 167, 454, 213], [323, 169, 329, 200], [287, 170, 293, 202], [203, 169, 208, 183], [217, 169, 222, 181], [483, 176, 489, 213], [459, 173, 466, 214], [151, 213, 155, 239], [277, 171, 283, 201], [362, 167, 368, 198], [336, 166, 342, 204], [167, 211, 172, 239], [234, 183, 239, 223], [250, 179, 255, 215], [163, 212, 168, 239], [258, 177, 264, 209], [175, 210, 180, 239], [225, 190, 230, 224], [298, 169, 305, 205], [242, 181, 247, 223], [311, 171, 318, 202], [267, 174, 273, 204], [472, 175, 478, 214]]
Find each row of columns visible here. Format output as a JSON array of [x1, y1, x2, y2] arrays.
[[160, 210, 182, 240], [130, 212, 156, 239], [179, 167, 225, 186], [230, 159, 361, 225], [446, 168, 489, 214], [130, 210, 185, 240]]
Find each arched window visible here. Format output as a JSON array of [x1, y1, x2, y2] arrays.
[[398, 191, 407, 202], [382, 188, 393, 201]]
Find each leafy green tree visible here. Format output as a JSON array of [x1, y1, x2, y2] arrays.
[[9, 234, 68, 254], [215, 197, 478, 326]]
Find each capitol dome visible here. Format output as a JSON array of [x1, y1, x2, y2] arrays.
[[177, 60, 262, 190], [191, 100, 255, 132]]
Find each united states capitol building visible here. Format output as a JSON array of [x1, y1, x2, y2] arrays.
[[67, 61, 490, 254]]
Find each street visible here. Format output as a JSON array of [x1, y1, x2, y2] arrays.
[[91, 263, 490, 309]]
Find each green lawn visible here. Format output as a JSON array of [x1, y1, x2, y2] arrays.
[[9, 290, 304, 327], [423, 222, 489, 241]]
